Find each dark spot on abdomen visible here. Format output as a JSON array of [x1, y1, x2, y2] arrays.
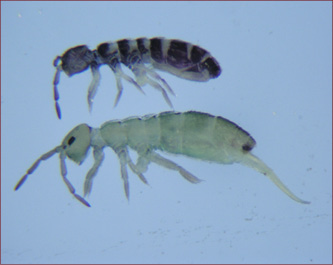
[[242, 143, 253, 152]]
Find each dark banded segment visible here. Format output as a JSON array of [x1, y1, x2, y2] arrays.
[[97, 43, 120, 68], [117, 39, 131, 65], [200, 57, 221, 78], [136, 38, 149, 55], [150, 38, 164, 63], [167, 40, 191, 68], [190, 45, 221, 78], [190, 45, 208, 63], [97, 43, 109, 58]]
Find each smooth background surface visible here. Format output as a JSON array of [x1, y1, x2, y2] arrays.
[[1, 1, 332, 264]]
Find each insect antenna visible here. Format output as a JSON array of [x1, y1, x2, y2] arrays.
[[53, 58, 63, 119], [14, 147, 60, 191], [15, 145, 91, 207]]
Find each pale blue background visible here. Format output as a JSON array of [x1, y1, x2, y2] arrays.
[[1, 1, 332, 264]]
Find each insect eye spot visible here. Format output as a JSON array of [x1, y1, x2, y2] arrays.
[[68, 136, 76, 146]]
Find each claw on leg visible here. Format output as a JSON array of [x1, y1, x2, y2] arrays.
[[145, 67, 175, 96], [116, 148, 151, 200], [132, 64, 175, 108], [127, 160, 149, 185], [117, 150, 130, 200], [145, 78, 174, 108], [87, 64, 101, 112], [83, 148, 105, 197], [110, 64, 145, 107], [114, 75, 124, 107]]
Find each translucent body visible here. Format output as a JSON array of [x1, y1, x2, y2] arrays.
[[15, 111, 309, 206], [53, 38, 221, 118], [101, 112, 255, 164]]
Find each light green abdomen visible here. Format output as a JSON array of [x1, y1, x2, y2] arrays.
[[124, 111, 256, 164]]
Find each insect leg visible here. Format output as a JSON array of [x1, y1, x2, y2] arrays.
[[114, 74, 124, 107], [53, 64, 62, 119], [109, 64, 145, 107], [135, 156, 150, 173], [124, 149, 149, 185], [87, 63, 101, 112], [83, 147, 105, 197], [132, 64, 174, 108], [142, 65, 175, 96], [60, 152, 91, 207], [127, 160, 149, 185], [116, 149, 130, 200], [149, 151, 202, 184], [144, 78, 173, 108], [14, 146, 60, 191]]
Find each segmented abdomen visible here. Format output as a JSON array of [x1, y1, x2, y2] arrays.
[[97, 38, 221, 81], [101, 111, 255, 164]]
